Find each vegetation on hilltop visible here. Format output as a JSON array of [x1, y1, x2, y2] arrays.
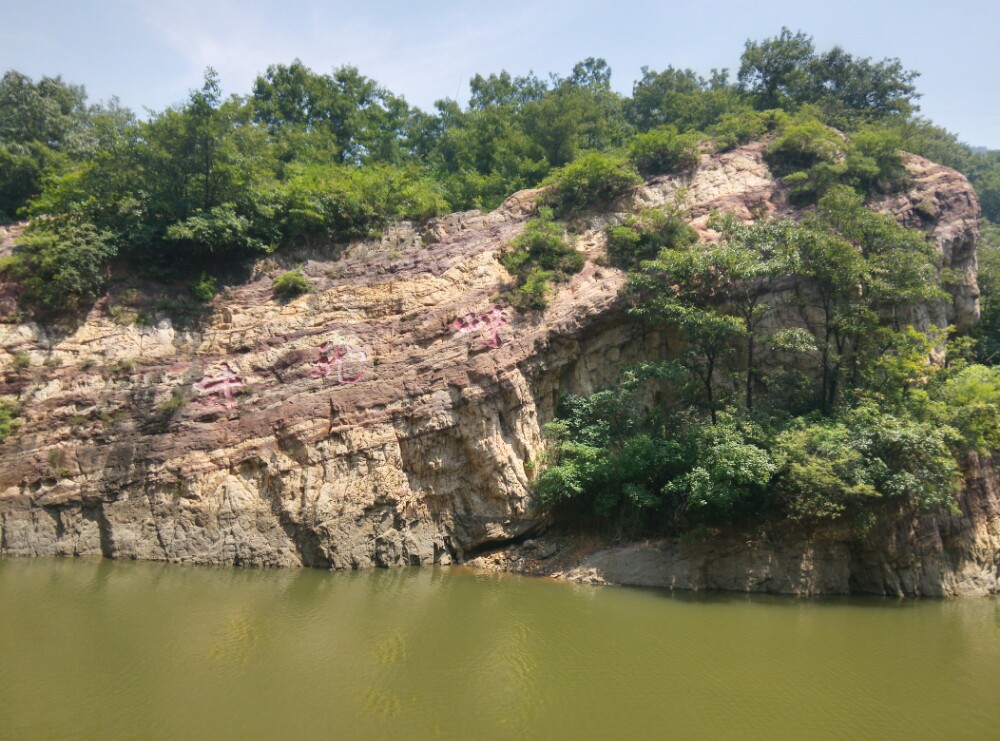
[[2, 28, 997, 317]]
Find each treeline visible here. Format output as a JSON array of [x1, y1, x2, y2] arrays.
[[2, 28, 999, 315]]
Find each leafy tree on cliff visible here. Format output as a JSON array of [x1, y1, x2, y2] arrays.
[[630, 216, 800, 416], [704, 216, 801, 410], [973, 222, 1000, 363], [738, 28, 920, 127], [0, 70, 90, 219], [628, 66, 743, 133], [251, 61, 415, 166], [738, 28, 816, 110], [630, 245, 745, 423], [794, 186, 943, 411]]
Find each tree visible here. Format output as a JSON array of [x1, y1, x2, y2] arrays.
[[0, 70, 89, 219], [966, 152, 1000, 223], [0, 70, 87, 146], [630, 245, 745, 423], [973, 222, 1000, 363], [631, 215, 799, 415], [251, 61, 414, 165], [522, 59, 628, 167], [468, 70, 546, 110], [629, 66, 742, 133], [794, 186, 943, 411], [428, 82, 549, 210], [738, 28, 815, 109], [805, 47, 920, 126], [738, 29, 920, 126], [6, 221, 116, 312], [707, 217, 800, 410]]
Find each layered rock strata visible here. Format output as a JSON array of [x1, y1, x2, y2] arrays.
[[0, 143, 990, 591]]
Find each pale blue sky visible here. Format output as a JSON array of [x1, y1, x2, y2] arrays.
[[2, 0, 998, 147]]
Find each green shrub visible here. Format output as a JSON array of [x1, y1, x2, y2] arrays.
[[606, 207, 698, 269], [147, 393, 187, 432], [155, 297, 202, 327], [8, 221, 116, 313], [766, 116, 907, 203], [541, 151, 642, 215], [842, 127, 909, 195], [784, 130, 908, 204], [663, 419, 776, 521], [191, 273, 218, 302], [108, 358, 134, 376], [534, 382, 664, 526], [272, 269, 311, 299], [628, 126, 701, 177], [165, 203, 271, 255], [535, 386, 776, 532], [0, 401, 21, 443], [108, 305, 129, 325], [279, 163, 447, 242], [780, 163, 848, 204], [933, 364, 1000, 453], [507, 267, 554, 310], [766, 114, 845, 174], [500, 208, 583, 308], [709, 108, 785, 151], [772, 418, 877, 519], [773, 406, 959, 520]]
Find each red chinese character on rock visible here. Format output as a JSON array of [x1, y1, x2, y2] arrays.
[[312, 342, 367, 385], [193, 363, 244, 410], [453, 306, 509, 348]]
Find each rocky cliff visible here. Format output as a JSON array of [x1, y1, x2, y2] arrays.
[[0, 142, 992, 594], [471, 451, 1000, 598]]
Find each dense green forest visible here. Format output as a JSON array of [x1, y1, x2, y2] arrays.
[[3, 28, 1000, 537]]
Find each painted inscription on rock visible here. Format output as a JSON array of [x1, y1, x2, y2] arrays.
[[453, 306, 509, 348], [193, 363, 245, 411], [312, 341, 367, 385]]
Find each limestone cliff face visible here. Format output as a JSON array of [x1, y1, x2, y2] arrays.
[[0, 143, 990, 589]]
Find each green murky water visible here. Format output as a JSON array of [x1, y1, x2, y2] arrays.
[[0, 558, 998, 740]]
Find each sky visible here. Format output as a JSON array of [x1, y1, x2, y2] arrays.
[[2, 0, 998, 147]]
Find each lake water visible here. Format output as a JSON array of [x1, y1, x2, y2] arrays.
[[1, 558, 998, 740]]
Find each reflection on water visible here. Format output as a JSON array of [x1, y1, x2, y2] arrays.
[[0, 558, 998, 740]]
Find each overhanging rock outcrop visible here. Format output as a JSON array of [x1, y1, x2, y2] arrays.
[[0, 142, 988, 578], [471, 451, 1000, 598]]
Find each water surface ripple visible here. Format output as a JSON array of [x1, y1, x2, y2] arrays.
[[1, 559, 998, 739]]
